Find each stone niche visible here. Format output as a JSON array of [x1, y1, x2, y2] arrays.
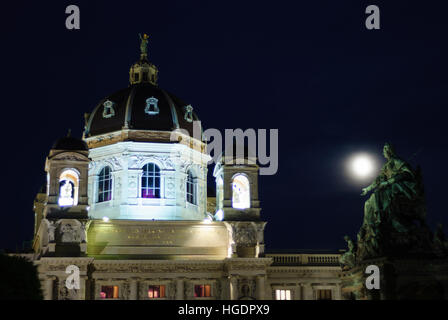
[[87, 220, 230, 260]]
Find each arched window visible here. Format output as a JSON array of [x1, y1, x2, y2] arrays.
[[98, 166, 112, 203], [186, 170, 197, 205], [58, 169, 79, 207], [142, 163, 161, 198], [232, 174, 250, 209]]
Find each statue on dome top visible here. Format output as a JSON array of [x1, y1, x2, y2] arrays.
[[139, 33, 149, 56]]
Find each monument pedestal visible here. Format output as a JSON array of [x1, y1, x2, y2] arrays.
[[341, 256, 448, 300]]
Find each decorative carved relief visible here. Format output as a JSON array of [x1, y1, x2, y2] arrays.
[[234, 223, 257, 246], [184, 105, 194, 122], [110, 157, 123, 170], [214, 279, 222, 299], [60, 223, 81, 243], [52, 153, 88, 162], [121, 282, 131, 300], [102, 100, 116, 119], [145, 97, 159, 115], [165, 177, 175, 198], [168, 281, 176, 300], [48, 221, 56, 242], [184, 281, 193, 299]]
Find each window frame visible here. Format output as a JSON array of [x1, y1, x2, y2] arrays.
[[194, 284, 212, 298], [316, 289, 332, 300], [275, 289, 292, 300], [141, 163, 161, 199], [99, 285, 119, 300], [186, 170, 197, 205], [148, 285, 166, 299], [97, 166, 113, 203]]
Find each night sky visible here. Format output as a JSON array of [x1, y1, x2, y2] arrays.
[[1, 1, 447, 252]]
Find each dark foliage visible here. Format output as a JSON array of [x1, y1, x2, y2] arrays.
[[0, 254, 43, 300]]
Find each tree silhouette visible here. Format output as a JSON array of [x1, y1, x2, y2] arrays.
[[0, 253, 43, 300]]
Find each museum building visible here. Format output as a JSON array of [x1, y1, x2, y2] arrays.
[[30, 43, 342, 300]]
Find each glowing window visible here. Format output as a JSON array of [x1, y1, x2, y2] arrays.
[[194, 285, 211, 297], [232, 175, 250, 209], [58, 169, 79, 207], [98, 166, 112, 203], [275, 289, 292, 300], [317, 289, 332, 300], [142, 163, 161, 198], [148, 285, 165, 299], [145, 97, 159, 115], [100, 285, 119, 299], [186, 170, 197, 205]]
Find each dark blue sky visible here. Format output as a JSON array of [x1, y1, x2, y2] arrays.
[[1, 1, 447, 251]]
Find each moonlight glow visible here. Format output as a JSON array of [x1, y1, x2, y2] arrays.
[[347, 153, 377, 181]]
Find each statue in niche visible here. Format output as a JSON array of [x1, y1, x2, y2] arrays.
[[355, 143, 431, 261], [59, 180, 74, 206]]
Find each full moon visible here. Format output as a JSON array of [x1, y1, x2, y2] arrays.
[[347, 153, 377, 180]]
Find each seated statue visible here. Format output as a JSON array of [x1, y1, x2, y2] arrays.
[[360, 143, 426, 233], [355, 143, 429, 260]]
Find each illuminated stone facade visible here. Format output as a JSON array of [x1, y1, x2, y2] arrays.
[[30, 45, 342, 300]]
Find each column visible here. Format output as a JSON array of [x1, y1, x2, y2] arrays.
[[230, 277, 238, 300], [302, 283, 314, 300], [333, 284, 342, 300], [44, 277, 54, 300], [130, 278, 138, 300], [256, 276, 265, 300], [176, 278, 184, 300], [77, 275, 88, 300], [295, 284, 302, 300]]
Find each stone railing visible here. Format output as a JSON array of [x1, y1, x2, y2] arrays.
[[266, 253, 340, 266]]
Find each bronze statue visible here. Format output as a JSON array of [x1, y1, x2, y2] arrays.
[[340, 235, 356, 269], [139, 33, 149, 56], [360, 143, 425, 233], [351, 143, 430, 262]]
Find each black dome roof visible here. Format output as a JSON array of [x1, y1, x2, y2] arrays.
[[52, 136, 88, 151], [84, 83, 199, 137]]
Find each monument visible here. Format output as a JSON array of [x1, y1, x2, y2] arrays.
[[340, 143, 448, 299]]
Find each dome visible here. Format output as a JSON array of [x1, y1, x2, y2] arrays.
[[52, 135, 88, 151], [84, 83, 199, 137]]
